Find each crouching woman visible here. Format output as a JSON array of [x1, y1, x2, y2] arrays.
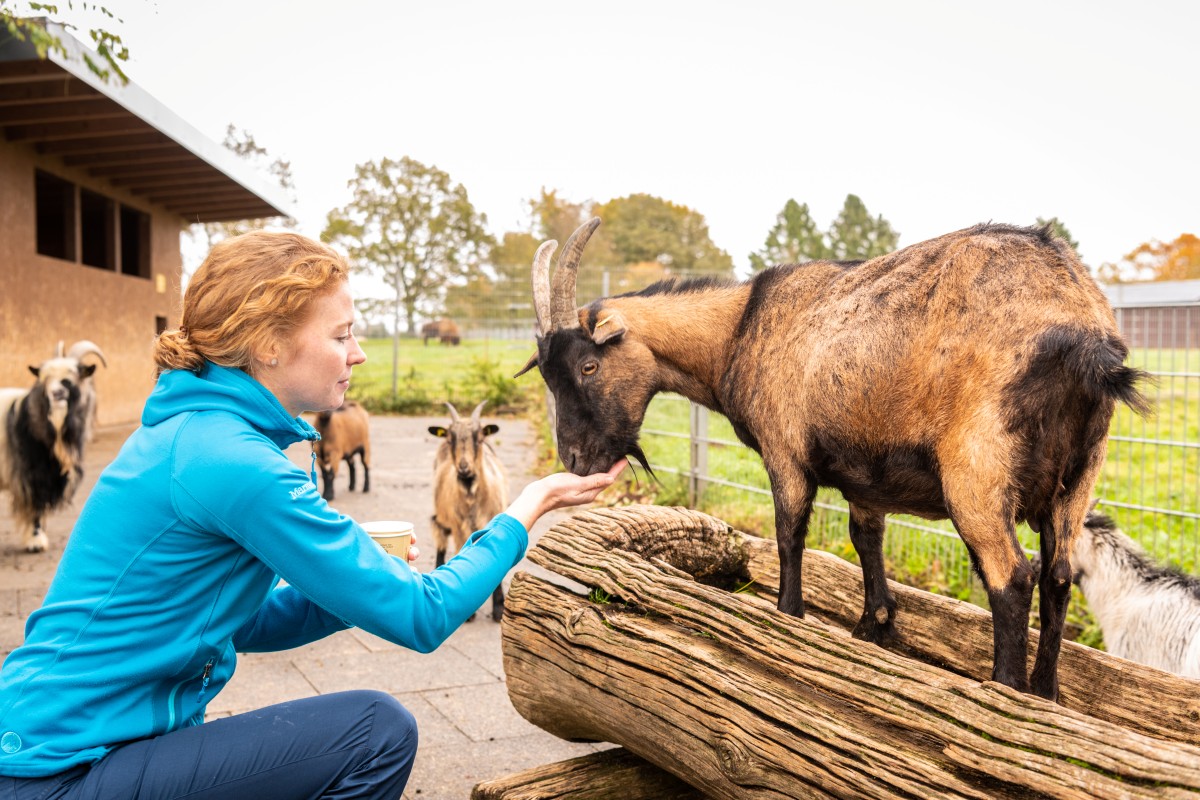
[[0, 231, 623, 799]]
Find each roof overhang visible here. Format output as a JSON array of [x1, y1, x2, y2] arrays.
[[0, 21, 294, 222]]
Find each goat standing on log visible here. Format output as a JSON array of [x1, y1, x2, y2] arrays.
[[1065, 508, 1200, 678], [0, 341, 107, 552], [313, 400, 371, 502], [518, 217, 1149, 701], [430, 401, 508, 621]]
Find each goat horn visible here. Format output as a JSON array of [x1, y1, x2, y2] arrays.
[[55, 340, 65, 358], [444, 402, 460, 423], [470, 400, 487, 423], [531, 239, 556, 338], [66, 340, 108, 368], [550, 217, 601, 331]]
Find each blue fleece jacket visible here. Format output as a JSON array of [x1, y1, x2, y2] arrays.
[[0, 362, 527, 777]]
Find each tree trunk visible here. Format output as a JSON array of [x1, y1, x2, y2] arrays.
[[501, 505, 1200, 800], [472, 748, 710, 800]]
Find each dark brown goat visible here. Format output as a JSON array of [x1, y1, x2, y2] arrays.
[[517, 217, 1149, 701], [313, 401, 371, 502]]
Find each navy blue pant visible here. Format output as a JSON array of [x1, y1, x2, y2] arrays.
[[1, 690, 417, 800]]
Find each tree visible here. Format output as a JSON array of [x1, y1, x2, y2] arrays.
[[1036, 216, 1080, 255], [826, 193, 900, 260], [1, 1, 129, 83], [592, 193, 733, 276], [186, 125, 297, 273], [749, 199, 829, 272], [1097, 233, 1200, 284], [323, 156, 494, 397]]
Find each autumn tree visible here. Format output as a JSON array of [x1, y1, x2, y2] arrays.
[[1, 1, 129, 83], [593, 193, 733, 276], [826, 193, 900, 260], [323, 156, 493, 397], [749, 199, 828, 272], [1098, 234, 1200, 284]]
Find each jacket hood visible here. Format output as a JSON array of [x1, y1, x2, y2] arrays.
[[142, 362, 318, 449]]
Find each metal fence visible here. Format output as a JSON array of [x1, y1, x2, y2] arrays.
[[638, 303, 1200, 589]]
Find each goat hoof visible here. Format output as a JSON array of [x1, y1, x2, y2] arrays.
[[851, 615, 896, 646], [24, 533, 49, 553], [465, 612, 477, 623], [492, 607, 504, 623]]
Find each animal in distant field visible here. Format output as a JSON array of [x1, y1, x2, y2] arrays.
[[422, 317, 461, 346], [313, 401, 371, 502], [1067, 507, 1200, 678], [517, 217, 1149, 701], [0, 340, 107, 552], [430, 401, 508, 621]]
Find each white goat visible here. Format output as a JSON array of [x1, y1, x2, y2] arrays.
[[0, 341, 107, 552], [429, 401, 508, 621], [1070, 508, 1200, 678]]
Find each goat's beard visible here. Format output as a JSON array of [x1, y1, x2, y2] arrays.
[[624, 442, 657, 485]]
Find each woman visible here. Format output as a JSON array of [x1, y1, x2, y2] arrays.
[[0, 231, 623, 799]]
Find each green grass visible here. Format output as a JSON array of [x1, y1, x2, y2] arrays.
[[346, 336, 541, 415]]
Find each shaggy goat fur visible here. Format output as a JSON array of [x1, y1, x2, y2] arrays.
[[1070, 510, 1200, 678], [429, 401, 508, 621], [521, 218, 1148, 701]]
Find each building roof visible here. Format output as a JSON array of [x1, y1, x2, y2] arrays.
[[0, 21, 292, 222], [1101, 279, 1200, 307]]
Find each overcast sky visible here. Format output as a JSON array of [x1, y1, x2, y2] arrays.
[[53, 1, 1200, 275]]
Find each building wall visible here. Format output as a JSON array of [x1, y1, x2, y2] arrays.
[[1, 139, 184, 426]]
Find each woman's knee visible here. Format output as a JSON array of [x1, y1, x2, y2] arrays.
[[358, 690, 417, 754]]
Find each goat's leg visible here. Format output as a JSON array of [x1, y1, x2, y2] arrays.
[[772, 474, 817, 618], [24, 513, 49, 553], [346, 454, 357, 492], [320, 466, 336, 501], [945, 493, 1034, 694], [361, 442, 371, 494], [491, 584, 505, 622], [848, 504, 896, 645]]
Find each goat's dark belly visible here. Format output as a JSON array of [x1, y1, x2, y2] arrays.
[[811, 444, 948, 519]]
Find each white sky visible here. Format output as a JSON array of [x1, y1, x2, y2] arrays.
[[51, 1, 1200, 275]]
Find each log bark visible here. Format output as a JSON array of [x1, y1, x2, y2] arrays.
[[471, 747, 711, 800], [501, 504, 1200, 800]]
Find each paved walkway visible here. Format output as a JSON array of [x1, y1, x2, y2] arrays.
[[0, 415, 609, 799]]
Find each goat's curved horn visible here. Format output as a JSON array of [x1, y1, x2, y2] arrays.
[[444, 402, 461, 423], [550, 217, 601, 331], [531, 239, 556, 338], [66, 340, 108, 368], [470, 400, 487, 424], [55, 340, 65, 358]]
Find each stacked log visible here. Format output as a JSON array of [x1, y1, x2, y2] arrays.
[[498, 504, 1200, 799]]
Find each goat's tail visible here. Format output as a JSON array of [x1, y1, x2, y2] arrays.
[[1037, 326, 1153, 417]]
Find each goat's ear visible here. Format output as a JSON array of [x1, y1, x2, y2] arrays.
[[79, 363, 97, 379], [590, 310, 627, 346], [428, 426, 448, 438], [482, 423, 499, 437], [513, 351, 539, 378], [28, 365, 40, 378]]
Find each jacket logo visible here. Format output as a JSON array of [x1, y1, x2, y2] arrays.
[[289, 482, 316, 500]]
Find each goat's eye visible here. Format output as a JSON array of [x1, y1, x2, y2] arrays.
[[581, 361, 598, 377]]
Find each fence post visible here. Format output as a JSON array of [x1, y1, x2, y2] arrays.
[[688, 403, 708, 507]]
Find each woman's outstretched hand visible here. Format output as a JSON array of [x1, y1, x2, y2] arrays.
[[505, 459, 628, 532]]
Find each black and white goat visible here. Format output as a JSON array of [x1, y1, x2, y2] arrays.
[[1068, 509, 1200, 678], [0, 341, 107, 552]]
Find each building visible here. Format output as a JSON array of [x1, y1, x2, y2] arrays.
[[1, 22, 292, 424], [1101, 280, 1200, 350]]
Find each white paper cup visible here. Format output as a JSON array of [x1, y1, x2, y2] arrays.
[[362, 520, 413, 561]]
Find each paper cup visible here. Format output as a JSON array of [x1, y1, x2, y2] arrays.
[[362, 520, 413, 561]]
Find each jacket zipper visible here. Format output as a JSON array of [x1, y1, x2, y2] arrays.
[[196, 658, 215, 704]]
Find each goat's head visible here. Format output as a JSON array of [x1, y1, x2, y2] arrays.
[[515, 217, 655, 476], [429, 401, 498, 488], [29, 341, 107, 426]]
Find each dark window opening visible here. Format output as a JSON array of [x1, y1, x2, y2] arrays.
[[35, 170, 76, 261], [120, 205, 151, 278], [80, 189, 116, 270]]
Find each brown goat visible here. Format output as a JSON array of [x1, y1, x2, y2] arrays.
[[518, 217, 1149, 701], [421, 317, 461, 346], [429, 401, 508, 621], [313, 401, 371, 502]]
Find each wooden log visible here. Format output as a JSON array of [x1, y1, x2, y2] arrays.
[[471, 747, 712, 799], [501, 504, 1200, 800]]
